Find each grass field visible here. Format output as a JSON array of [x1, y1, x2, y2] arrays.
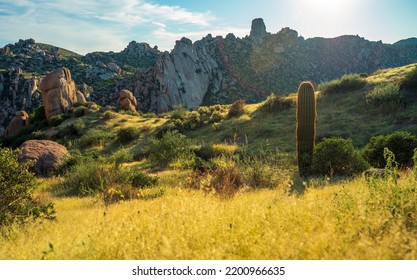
[[1, 170, 416, 260]]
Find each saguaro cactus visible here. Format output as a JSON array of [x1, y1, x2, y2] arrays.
[[296, 81, 317, 176]]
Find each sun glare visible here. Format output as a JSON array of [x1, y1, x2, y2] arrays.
[[301, 0, 351, 15]]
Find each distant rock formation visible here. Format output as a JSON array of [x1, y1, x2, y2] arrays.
[[394, 37, 417, 46], [1, 19, 417, 120], [40, 67, 80, 121], [118, 89, 137, 112], [135, 36, 223, 112], [4, 110, 29, 136], [19, 140, 69, 175], [250, 18, 268, 43]]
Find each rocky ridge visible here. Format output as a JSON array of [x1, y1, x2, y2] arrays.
[[1, 19, 417, 131]]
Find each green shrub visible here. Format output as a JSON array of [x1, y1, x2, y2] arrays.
[[261, 93, 294, 113], [182, 111, 201, 129], [131, 172, 159, 189], [365, 83, 403, 111], [78, 128, 113, 148], [0, 147, 55, 227], [72, 106, 87, 117], [145, 130, 198, 168], [318, 74, 367, 95], [362, 131, 417, 168], [402, 65, 417, 92], [209, 110, 224, 123], [29, 105, 47, 124], [312, 137, 369, 177], [117, 127, 140, 144], [170, 105, 187, 119], [59, 159, 160, 204], [70, 119, 86, 136], [49, 114, 69, 127], [227, 99, 246, 118], [102, 110, 116, 121]]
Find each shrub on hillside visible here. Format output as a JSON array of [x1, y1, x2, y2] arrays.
[[362, 131, 417, 168], [102, 110, 118, 121], [318, 74, 367, 95], [260, 93, 294, 113], [117, 127, 140, 144], [78, 128, 113, 148], [365, 83, 403, 111], [401, 65, 417, 92], [227, 99, 246, 118], [312, 137, 369, 177], [144, 130, 198, 168], [58, 159, 159, 204], [29, 105, 47, 124], [0, 147, 55, 227]]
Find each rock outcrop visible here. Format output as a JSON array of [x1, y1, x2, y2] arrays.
[[135, 37, 223, 112], [19, 140, 69, 175], [250, 18, 268, 43], [4, 110, 29, 136], [39, 67, 79, 121], [118, 89, 137, 112]]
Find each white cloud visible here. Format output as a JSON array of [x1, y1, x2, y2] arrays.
[[0, 0, 241, 54]]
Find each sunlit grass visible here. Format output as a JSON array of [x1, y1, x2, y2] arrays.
[[1, 172, 416, 260]]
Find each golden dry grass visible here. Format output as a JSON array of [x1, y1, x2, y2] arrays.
[[1, 172, 416, 260]]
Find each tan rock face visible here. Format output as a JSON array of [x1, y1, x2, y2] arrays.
[[118, 89, 137, 112], [40, 67, 81, 121], [19, 140, 69, 175], [4, 111, 29, 137]]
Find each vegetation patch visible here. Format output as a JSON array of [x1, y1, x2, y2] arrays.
[[318, 74, 367, 95]]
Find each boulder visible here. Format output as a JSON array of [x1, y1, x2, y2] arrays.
[[118, 89, 137, 112], [19, 140, 69, 175], [40, 67, 84, 121], [4, 111, 29, 137]]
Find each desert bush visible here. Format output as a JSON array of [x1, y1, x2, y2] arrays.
[[227, 99, 246, 118], [131, 172, 159, 189], [261, 93, 294, 113], [0, 147, 55, 227], [117, 127, 140, 144], [362, 131, 417, 168], [401, 65, 417, 92], [211, 143, 238, 157], [70, 119, 86, 136], [365, 83, 403, 111], [49, 114, 69, 127], [29, 105, 47, 124], [312, 137, 369, 177], [102, 110, 118, 120], [209, 110, 224, 123], [210, 163, 245, 198], [78, 128, 113, 148], [72, 106, 87, 117], [182, 111, 201, 129], [59, 159, 159, 204], [318, 74, 367, 95], [170, 104, 187, 119], [145, 130, 198, 168]]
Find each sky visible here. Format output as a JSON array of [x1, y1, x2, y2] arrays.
[[0, 0, 416, 55]]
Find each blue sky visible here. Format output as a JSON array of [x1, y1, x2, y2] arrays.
[[1, 0, 416, 54]]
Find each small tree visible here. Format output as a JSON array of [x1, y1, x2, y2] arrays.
[[0, 147, 55, 227]]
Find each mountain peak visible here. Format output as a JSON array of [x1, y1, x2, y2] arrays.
[[250, 18, 268, 43]]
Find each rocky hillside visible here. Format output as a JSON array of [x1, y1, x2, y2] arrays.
[[1, 18, 417, 132]]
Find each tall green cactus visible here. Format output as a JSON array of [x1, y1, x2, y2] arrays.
[[296, 81, 317, 176]]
